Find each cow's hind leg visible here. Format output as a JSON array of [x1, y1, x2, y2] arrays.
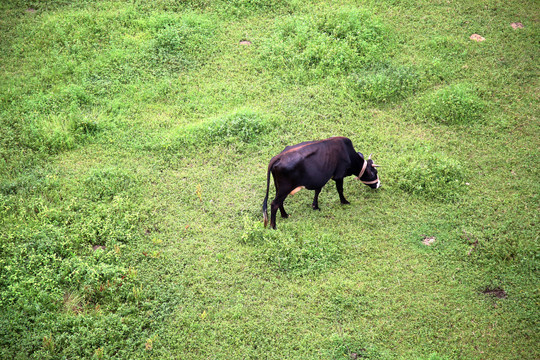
[[335, 178, 350, 205], [273, 179, 290, 219], [312, 188, 322, 210], [279, 204, 289, 218], [270, 191, 290, 229]]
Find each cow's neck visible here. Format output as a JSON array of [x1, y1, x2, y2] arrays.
[[356, 160, 368, 180], [356, 159, 379, 185]]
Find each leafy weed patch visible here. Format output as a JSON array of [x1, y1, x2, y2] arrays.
[[0, 225, 144, 359], [325, 336, 390, 360], [83, 168, 135, 202], [242, 218, 342, 276]]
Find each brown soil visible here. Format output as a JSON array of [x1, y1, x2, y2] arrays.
[[482, 287, 507, 299], [470, 34, 486, 42]]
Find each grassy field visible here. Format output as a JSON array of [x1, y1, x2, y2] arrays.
[[0, 0, 538, 359]]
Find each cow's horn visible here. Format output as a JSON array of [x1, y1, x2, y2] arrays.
[[372, 164, 381, 167], [368, 154, 372, 160]]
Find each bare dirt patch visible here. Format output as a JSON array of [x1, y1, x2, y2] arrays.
[[92, 245, 106, 251], [511, 22, 524, 29], [470, 34, 485, 42], [239, 40, 252, 46], [482, 287, 507, 299]]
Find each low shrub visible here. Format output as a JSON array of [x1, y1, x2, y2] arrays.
[[0, 168, 151, 358], [262, 235, 341, 275], [67, 197, 145, 246], [2, 96, 100, 160]]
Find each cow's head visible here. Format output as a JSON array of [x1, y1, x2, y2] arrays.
[[356, 153, 381, 189]]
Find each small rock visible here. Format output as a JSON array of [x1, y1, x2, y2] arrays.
[[511, 22, 524, 29], [470, 34, 485, 42], [26, 8, 36, 13], [92, 245, 106, 251], [239, 40, 252, 46], [422, 236, 436, 246]]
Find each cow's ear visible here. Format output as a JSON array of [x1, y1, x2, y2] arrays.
[[357, 152, 364, 158]]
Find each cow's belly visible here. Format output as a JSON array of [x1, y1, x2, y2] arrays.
[[302, 177, 331, 190], [289, 186, 305, 195]]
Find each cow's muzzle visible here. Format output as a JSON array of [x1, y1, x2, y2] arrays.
[[358, 177, 380, 187]]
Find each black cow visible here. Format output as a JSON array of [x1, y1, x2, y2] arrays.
[[262, 137, 380, 229]]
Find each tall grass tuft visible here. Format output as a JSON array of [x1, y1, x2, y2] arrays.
[[149, 12, 217, 74], [152, 109, 273, 151], [349, 62, 422, 103], [415, 83, 485, 124], [392, 147, 468, 202], [259, 8, 391, 81]]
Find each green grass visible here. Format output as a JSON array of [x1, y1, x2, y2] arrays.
[[1, 0, 538, 359], [259, 7, 391, 81], [412, 83, 486, 124]]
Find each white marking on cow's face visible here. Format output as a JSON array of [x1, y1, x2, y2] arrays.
[[376, 180, 381, 189], [289, 186, 305, 195]]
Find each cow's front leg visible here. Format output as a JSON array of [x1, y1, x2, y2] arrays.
[[335, 178, 350, 205], [312, 188, 322, 210]]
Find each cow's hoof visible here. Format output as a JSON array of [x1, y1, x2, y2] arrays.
[[341, 200, 350, 205], [312, 206, 320, 211], [281, 214, 290, 218]]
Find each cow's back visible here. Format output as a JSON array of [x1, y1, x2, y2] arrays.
[[271, 137, 355, 190]]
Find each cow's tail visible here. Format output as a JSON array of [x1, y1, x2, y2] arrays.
[[262, 159, 276, 228]]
